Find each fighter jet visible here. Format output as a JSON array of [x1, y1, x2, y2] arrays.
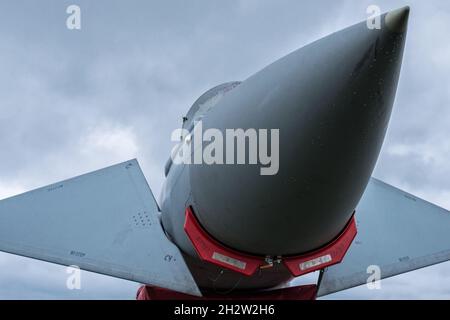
[[1, 6, 448, 300]]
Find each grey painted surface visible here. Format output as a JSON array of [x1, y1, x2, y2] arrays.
[[157, 8, 412, 292], [318, 178, 450, 296], [0, 159, 201, 296], [178, 9, 409, 256]]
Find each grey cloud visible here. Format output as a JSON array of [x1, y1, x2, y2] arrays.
[[0, 0, 449, 299]]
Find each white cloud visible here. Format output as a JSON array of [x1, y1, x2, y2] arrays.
[[79, 124, 139, 160], [0, 182, 26, 200]]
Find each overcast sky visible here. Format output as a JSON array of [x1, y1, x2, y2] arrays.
[[0, 0, 449, 299]]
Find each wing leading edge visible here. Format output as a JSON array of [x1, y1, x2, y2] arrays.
[[0, 159, 201, 296], [318, 178, 450, 297]]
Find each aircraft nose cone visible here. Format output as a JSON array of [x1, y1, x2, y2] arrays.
[[188, 8, 409, 256], [385, 6, 410, 33]]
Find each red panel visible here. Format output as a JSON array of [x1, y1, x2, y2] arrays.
[[184, 206, 357, 278], [137, 285, 317, 300], [184, 206, 263, 276], [283, 217, 357, 276]]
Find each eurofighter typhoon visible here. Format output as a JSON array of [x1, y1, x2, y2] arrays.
[[1, 6, 449, 299]]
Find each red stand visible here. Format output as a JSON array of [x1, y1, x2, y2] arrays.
[[136, 285, 317, 300]]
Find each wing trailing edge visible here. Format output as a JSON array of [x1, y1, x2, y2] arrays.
[[0, 159, 201, 296], [318, 178, 450, 297]]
